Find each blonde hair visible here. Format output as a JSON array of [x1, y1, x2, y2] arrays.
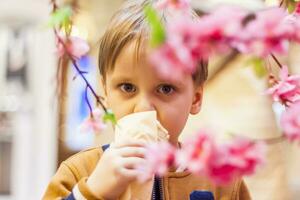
[[98, 0, 208, 85]]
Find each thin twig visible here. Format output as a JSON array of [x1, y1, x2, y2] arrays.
[[229, 133, 286, 145], [279, 0, 285, 7], [54, 28, 107, 112], [50, 0, 58, 11], [254, 135, 286, 145], [51, 0, 107, 116], [271, 53, 283, 69], [85, 86, 93, 118]]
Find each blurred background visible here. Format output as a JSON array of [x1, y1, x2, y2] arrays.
[[0, 0, 300, 199]]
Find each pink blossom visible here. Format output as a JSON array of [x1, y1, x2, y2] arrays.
[[199, 6, 246, 39], [150, 18, 202, 80], [79, 108, 106, 134], [280, 102, 300, 143], [150, 42, 196, 81], [150, 6, 246, 80], [295, 3, 300, 15], [176, 130, 265, 185], [57, 36, 90, 59], [135, 129, 265, 185], [236, 8, 293, 57], [208, 139, 265, 185], [151, 6, 300, 79], [266, 65, 300, 104], [136, 142, 175, 182], [155, 0, 190, 10], [196, 6, 247, 55], [176, 130, 217, 174]]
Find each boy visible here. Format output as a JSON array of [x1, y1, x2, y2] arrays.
[[43, 0, 251, 199]]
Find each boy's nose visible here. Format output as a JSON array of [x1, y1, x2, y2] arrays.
[[133, 95, 155, 113]]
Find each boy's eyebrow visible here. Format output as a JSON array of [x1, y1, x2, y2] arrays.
[[157, 77, 186, 87], [110, 76, 134, 84]]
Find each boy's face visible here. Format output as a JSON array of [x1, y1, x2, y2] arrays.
[[103, 41, 203, 145]]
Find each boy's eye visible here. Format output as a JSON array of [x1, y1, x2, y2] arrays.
[[157, 84, 175, 95], [119, 83, 136, 93]]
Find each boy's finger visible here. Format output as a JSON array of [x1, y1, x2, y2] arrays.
[[118, 146, 146, 158], [117, 168, 141, 180], [119, 157, 146, 169], [113, 138, 147, 148]]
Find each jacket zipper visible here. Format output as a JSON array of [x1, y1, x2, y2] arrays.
[[158, 177, 164, 200], [152, 176, 164, 200]]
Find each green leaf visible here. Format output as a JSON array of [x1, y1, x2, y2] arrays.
[[103, 109, 117, 125], [247, 57, 267, 78], [286, 0, 300, 13], [48, 6, 72, 28], [144, 5, 166, 47]]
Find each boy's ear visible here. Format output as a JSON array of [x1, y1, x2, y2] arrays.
[[190, 85, 203, 115]]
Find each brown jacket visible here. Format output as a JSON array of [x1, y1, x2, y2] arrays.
[[42, 147, 251, 200]]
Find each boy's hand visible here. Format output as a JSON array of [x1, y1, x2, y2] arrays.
[[87, 140, 146, 200]]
